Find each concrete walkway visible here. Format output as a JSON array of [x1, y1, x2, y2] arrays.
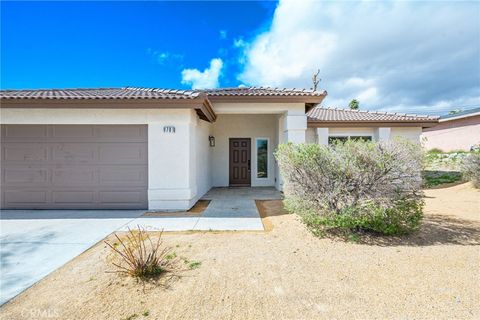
[[124, 187, 282, 231], [125, 187, 282, 232]]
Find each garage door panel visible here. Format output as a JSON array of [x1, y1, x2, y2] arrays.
[[4, 190, 48, 204], [99, 191, 146, 204], [52, 125, 96, 138], [53, 144, 96, 163], [99, 144, 147, 163], [52, 168, 96, 186], [99, 166, 146, 185], [53, 191, 95, 204], [3, 168, 49, 185], [1, 125, 148, 209], [2, 125, 48, 139], [96, 125, 147, 140], [2, 144, 49, 162]]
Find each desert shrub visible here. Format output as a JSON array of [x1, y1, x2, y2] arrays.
[[462, 152, 480, 188], [422, 170, 463, 188], [275, 138, 424, 236], [424, 150, 469, 171], [427, 148, 444, 154], [105, 227, 180, 280]]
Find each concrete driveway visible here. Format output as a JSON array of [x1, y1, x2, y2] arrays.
[[0, 208, 265, 305], [0, 189, 276, 305], [0, 210, 144, 305]]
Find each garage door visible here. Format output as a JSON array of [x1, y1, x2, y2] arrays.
[[1, 125, 148, 209]]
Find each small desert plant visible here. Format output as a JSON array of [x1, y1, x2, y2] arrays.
[[276, 138, 425, 236], [462, 151, 480, 188], [105, 227, 179, 280], [188, 261, 202, 269]]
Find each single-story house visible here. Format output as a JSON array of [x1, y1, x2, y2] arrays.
[[0, 87, 438, 210], [422, 107, 480, 152]]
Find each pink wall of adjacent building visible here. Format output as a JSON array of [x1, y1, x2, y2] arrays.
[[422, 115, 480, 151]]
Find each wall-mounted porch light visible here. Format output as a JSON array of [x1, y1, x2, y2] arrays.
[[209, 135, 215, 147]]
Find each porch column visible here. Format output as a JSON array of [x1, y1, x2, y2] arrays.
[[316, 128, 329, 145], [284, 114, 307, 143], [376, 127, 391, 141], [276, 114, 307, 191]]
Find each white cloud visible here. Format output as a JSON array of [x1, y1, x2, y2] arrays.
[[181, 58, 223, 89], [157, 52, 169, 64], [238, 0, 480, 114], [147, 49, 183, 65], [219, 30, 227, 39]]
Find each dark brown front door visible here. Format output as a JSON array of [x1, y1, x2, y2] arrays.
[[229, 138, 251, 186]]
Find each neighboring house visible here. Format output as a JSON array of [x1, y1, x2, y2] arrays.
[[0, 87, 438, 210], [306, 107, 438, 145], [422, 107, 480, 152]]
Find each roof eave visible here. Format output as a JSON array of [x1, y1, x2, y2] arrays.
[[0, 96, 217, 123], [207, 94, 327, 104], [307, 120, 439, 128], [198, 96, 217, 122]]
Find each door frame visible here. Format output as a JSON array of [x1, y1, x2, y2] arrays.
[[229, 137, 251, 187]]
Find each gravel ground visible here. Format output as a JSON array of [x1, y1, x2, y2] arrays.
[[1, 183, 479, 320]]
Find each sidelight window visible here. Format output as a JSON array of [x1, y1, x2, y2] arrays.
[[256, 138, 268, 178]]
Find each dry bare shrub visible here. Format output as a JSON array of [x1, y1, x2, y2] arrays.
[[105, 227, 181, 283], [275, 138, 424, 235]]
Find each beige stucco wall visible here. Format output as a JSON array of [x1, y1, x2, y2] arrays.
[[307, 126, 423, 144], [211, 114, 278, 187], [194, 119, 213, 204], [211, 102, 306, 115], [390, 127, 423, 141], [306, 128, 317, 144], [422, 115, 480, 151], [329, 127, 376, 137]]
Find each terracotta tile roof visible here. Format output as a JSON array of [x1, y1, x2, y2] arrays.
[[0, 87, 200, 100], [0, 86, 327, 100], [201, 86, 327, 97], [307, 107, 439, 123]]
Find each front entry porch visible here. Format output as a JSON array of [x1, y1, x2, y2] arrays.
[[121, 187, 282, 231], [201, 187, 282, 218]]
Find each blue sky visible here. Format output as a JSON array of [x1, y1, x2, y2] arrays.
[[1, 1, 275, 89], [1, 1, 479, 115]]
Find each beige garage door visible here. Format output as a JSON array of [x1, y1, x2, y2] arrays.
[[1, 125, 148, 209]]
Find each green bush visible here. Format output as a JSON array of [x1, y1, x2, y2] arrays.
[[462, 152, 480, 188], [427, 148, 444, 154], [275, 139, 424, 236], [423, 170, 463, 188]]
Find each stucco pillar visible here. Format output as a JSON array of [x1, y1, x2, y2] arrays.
[[284, 114, 307, 143], [316, 128, 329, 145], [376, 127, 391, 141], [147, 110, 197, 210], [276, 114, 307, 191]]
